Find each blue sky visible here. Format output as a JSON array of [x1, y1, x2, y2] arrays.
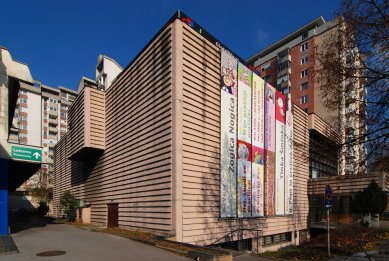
[[0, 0, 340, 90]]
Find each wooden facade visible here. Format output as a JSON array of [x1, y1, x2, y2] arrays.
[[68, 87, 105, 160], [53, 17, 310, 252]]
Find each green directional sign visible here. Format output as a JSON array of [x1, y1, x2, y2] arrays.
[[11, 146, 42, 162]]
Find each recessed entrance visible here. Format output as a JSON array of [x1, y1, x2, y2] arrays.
[[107, 203, 118, 228]]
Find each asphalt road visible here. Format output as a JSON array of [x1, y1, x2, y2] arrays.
[[1, 221, 189, 261]]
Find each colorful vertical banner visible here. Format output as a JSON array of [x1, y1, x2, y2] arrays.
[[251, 74, 265, 217], [285, 94, 294, 215], [220, 49, 238, 218], [264, 83, 276, 216], [237, 63, 252, 218], [275, 91, 286, 215]]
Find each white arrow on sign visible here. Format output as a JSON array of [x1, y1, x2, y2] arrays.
[[33, 152, 41, 159]]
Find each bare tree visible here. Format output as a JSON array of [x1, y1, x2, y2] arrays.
[[30, 169, 53, 204], [316, 0, 389, 171]]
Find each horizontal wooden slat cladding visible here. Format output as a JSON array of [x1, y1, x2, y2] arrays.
[[88, 88, 106, 149], [180, 22, 309, 246], [67, 90, 85, 158], [308, 172, 387, 195], [308, 114, 341, 143], [66, 87, 106, 160], [53, 24, 174, 232]]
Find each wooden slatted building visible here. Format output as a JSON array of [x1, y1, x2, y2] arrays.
[[53, 12, 310, 253]]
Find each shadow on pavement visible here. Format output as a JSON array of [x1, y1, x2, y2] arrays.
[[9, 215, 58, 234]]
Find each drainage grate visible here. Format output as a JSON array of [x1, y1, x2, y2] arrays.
[[36, 251, 66, 257]]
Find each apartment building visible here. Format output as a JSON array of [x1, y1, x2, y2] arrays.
[[247, 17, 366, 176], [12, 81, 77, 204], [53, 11, 313, 253]]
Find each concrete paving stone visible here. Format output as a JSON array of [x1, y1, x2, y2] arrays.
[[0, 223, 189, 261]]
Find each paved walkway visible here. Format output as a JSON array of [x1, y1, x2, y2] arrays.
[[1, 221, 189, 261], [234, 254, 278, 260]]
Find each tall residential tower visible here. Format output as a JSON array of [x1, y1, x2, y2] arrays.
[[248, 17, 366, 176]]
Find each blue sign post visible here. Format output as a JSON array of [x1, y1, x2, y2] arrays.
[[0, 159, 9, 235]]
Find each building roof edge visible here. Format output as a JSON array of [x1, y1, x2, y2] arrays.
[[247, 16, 326, 63]]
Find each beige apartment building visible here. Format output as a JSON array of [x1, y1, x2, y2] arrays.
[[53, 12, 314, 253], [10, 73, 77, 207]]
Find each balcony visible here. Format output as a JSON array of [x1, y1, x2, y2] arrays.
[[48, 110, 58, 117], [61, 98, 71, 106], [49, 126, 58, 133], [48, 118, 57, 125], [277, 68, 291, 78], [277, 80, 291, 90], [278, 54, 291, 64]]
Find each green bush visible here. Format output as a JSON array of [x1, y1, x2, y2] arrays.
[[37, 201, 50, 217], [352, 181, 388, 215], [59, 191, 78, 222]]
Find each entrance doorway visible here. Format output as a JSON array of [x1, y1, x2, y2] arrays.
[[107, 203, 118, 228]]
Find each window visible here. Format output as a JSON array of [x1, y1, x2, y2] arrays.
[[264, 75, 272, 82], [60, 112, 66, 117], [302, 31, 309, 40], [20, 89, 27, 95], [49, 131, 56, 136], [301, 69, 308, 78], [261, 62, 271, 71], [60, 105, 67, 110], [277, 61, 290, 72], [346, 53, 355, 64], [60, 120, 67, 125], [19, 98, 27, 104], [20, 107, 27, 112], [21, 115, 28, 121], [301, 95, 308, 104], [301, 56, 308, 64], [263, 232, 292, 246], [50, 106, 57, 112], [301, 82, 308, 90], [19, 133, 27, 139], [303, 108, 308, 113], [282, 88, 289, 95], [49, 98, 58, 104], [278, 48, 290, 59], [277, 74, 290, 89], [20, 124, 27, 130], [301, 42, 308, 51]]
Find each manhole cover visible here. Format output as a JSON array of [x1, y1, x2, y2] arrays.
[[36, 250, 66, 257]]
